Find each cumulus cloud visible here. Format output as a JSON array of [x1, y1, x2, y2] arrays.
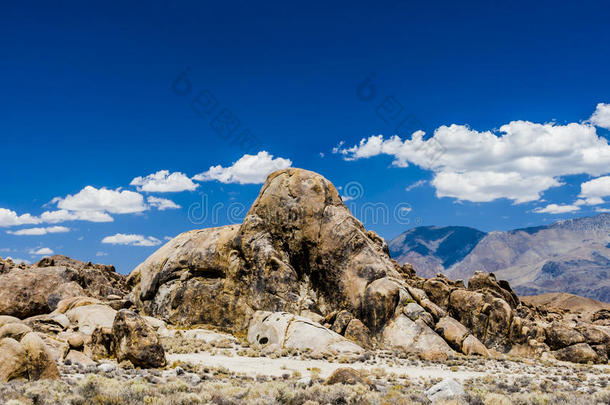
[[29, 247, 54, 255], [41, 210, 113, 223], [579, 176, 610, 200], [55, 186, 148, 214], [147, 196, 181, 211], [101, 233, 162, 247], [130, 170, 198, 192], [7, 226, 70, 236], [0, 208, 41, 227], [335, 109, 610, 203], [194, 151, 292, 184], [533, 204, 580, 214], [591, 103, 610, 130]]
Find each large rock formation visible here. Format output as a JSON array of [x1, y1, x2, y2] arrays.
[[129, 168, 404, 333], [0, 256, 128, 319], [128, 168, 609, 364]]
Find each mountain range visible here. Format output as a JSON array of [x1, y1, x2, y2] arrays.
[[388, 213, 610, 302]]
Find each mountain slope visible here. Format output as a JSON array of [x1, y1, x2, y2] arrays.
[[388, 226, 486, 278], [389, 214, 610, 301]]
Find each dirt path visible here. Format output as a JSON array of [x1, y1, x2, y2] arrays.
[[168, 352, 485, 381]]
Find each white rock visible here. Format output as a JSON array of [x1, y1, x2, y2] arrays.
[[248, 311, 363, 356], [97, 362, 116, 372], [424, 378, 466, 402]]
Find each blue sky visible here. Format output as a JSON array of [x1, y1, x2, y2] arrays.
[[1, 1, 609, 272]]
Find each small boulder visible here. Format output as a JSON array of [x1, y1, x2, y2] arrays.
[[331, 310, 353, 335], [112, 309, 166, 368], [462, 334, 489, 357], [0, 338, 28, 381], [65, 350, 96, 367], [545, 323, 586, 350], [424, 378, 466, 402], [362, 278, 400, 332], [403, 302, 434, 327], [21, 332, 60, 380], [324, 367, 375, 389], [344, 319, 373, 349], [435, 317, 469, 351]]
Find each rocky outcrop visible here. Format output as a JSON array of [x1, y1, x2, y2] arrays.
[[129, 169, 404, 334], [111, 310, 166, 368], [127, 168, 610, 364], [0, 257, 128, 319]]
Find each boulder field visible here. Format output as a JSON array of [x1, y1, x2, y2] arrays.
[[0, 168, 608, 382]]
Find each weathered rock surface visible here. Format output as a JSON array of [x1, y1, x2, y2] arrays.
[[66, 304, 117, 335], [0, 332, 59, 382], [0, 256, 128, 319], [248, 311, 363, 356], [130, 169, 404, 334], [424, 378, 466, 402], [111, 309, 166, 368], [0, 338, 28, 381], [324, 367, 375, 389], [126, 168, 610, 364], [20, 332, 60, 380]]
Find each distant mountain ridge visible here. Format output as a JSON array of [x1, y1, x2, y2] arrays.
[[389, 214, 610, 302]]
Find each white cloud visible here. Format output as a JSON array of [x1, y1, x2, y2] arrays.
[[5, 257, 31, 265], [194, 151, 292, 184], [96, 251, 108, 257], [29, 247, 54, 255], [575, 197, 605, 206], [590, 103, 610, 130], [147, 196, 181, 211], [534, 204, 580, 214], [55, 186, 147, 214], [405, 180, 427, 192], [335, 110, 610, 203], [41, 209, 113, 223], [595, 207, 610, 213], [130, 170, 198, 193], [0, 208, 41, 227], [7, 226, 70, 236], [101, 233, 162, 247], [580, 176, 610, 200]]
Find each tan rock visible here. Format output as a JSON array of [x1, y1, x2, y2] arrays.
[[0, 322, 32, 341], [66, 304, 116, 335], [382, 314, 454, 359], [0, 315, 22, 328], [112, 309, 166, 368], [21, 332, 60, 380], [0, 338, 28, 381], [65, 350, 96, 367], [403, 302, 434, 327], [553, 343, 598, 363], [545, 323, 585, 350], [344, 319, 373, 349], [37, 333, 69, 362], [435, 317, 469, 351], [0, 267, 84, 318], [331, 310, 353, 335], [324, 367, 375, 389], [461, 334, 489, 357], [55, 296, 102, 314], [129, 169, 404, 333], [67, 333, 85, 349]]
